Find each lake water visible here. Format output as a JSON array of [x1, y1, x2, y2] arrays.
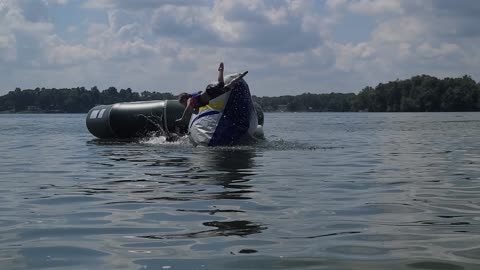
[[1, 112, 480, 270]]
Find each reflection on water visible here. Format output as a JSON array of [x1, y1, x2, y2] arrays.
[[189, 148, 258, 196], [86, 143, 260, 202], [139, 220, 266, 240], [92, 143, 267, 246]]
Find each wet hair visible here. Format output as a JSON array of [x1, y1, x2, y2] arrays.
[[205, 81, 225, 99], [178, 92, 190, 103]]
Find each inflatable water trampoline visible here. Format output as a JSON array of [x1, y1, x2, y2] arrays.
[[86, 73, 264, 146]]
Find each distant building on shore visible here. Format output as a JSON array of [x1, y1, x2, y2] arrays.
[[277, 104, 288, 112], [27, 106, 40, 111]]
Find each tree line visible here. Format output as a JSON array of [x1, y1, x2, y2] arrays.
[[253, 74, 480, 112], [1, 74, 479, 113], [0, 86, 175, 113]]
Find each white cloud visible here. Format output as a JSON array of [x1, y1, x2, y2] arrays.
[[372, 16, 425, 43], [348, 0, 404, 15], [66, 25, 76, 33], [416, 42, 460, 58], [46, 0, 69, 5], [0, 33, 16, 62], [85, 20, 156, 61], [48, 43, 100, 65], [84, 0, 209, 9], [333, 42, 375, 71], [150, 4, 218, 43], [326, 0, 348, 10]]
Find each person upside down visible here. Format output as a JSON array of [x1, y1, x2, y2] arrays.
[[175, 62, 248, 127]]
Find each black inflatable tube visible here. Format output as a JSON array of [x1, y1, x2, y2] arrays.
[[86, 100, 185, 139]]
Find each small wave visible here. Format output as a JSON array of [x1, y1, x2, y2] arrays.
[[139, 135, 191, 146], [140, 135, 328, 151], [91, 133, 326, 152], [256, 138, 336, 151]]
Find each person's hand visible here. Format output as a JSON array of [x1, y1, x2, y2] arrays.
[[218, 62, 224, 71]]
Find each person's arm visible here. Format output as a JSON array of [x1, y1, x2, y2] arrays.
[[218, 62, 224, 86], [201, 62, 225, 103], [177, 98, 194, 123]]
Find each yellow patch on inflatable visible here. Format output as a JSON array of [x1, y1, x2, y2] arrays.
[[198, 100, 225, 113]]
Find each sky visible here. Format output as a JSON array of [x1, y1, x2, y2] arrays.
[[0, 0, 479, 96]]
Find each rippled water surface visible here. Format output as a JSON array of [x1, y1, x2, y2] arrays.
[[1, 112, 480, 270]]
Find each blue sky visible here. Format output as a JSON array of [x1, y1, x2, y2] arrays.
[[0, 0, 479, 96]]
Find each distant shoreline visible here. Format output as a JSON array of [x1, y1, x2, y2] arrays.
[[0, 110, 67, 114], [2, 74, 480, 113]]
